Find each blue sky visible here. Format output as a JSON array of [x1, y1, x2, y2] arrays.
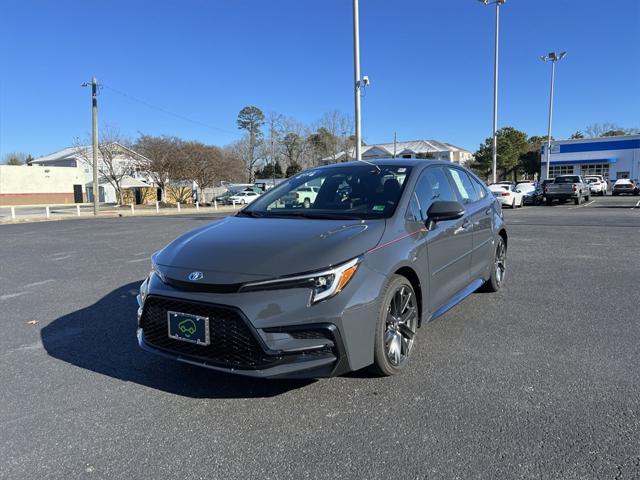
[[1, 0, 638, 158]]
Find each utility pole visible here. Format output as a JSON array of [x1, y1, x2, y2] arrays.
[[353, 0, 362, 161], [90, 77, 99, 215], [393, 132, 397, 158], [541, 52, 567, 179], [478, 0, 506, 184]]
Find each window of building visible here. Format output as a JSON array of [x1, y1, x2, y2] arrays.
[[616, 171, 630, 179], [447, 167, 480, 204], [548, 165, 574, 177], [402, 154, 412, 159], [580, 163, 610, 180]]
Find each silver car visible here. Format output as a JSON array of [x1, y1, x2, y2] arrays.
[[137, 160, 508, 378]]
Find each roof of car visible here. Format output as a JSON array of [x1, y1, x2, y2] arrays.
[[316, 158, 454, 169]]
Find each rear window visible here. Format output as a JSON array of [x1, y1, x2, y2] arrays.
[[554, 176, 580, 184]]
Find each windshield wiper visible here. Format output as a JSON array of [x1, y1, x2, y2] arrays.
[[235, 210, 264, 218], [271, 212, 364, 220]]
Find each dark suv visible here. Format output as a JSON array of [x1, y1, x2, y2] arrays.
[[137, 160, 507, 378]]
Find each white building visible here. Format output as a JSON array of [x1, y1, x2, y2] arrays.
[[542, 134, 640, 181], [325, 139, 474, 165], [30, 143, 151, 203]]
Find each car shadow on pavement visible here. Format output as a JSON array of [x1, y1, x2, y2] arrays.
[[40, 282, 314, 399]]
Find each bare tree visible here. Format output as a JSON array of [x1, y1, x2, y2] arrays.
[[318, 110, 354, 162], [2, 152, 31, 165], [226, 135, 260, 183], [74, 126, 135, 205], [134, 134, 184, 203]]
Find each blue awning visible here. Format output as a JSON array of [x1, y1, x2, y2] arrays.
[[542, 158, 618, 165]]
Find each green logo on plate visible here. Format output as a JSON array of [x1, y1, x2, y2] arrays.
[[178, 319, 197, 337]]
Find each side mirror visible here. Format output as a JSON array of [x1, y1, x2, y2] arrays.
[[426, 200, 465, 230]]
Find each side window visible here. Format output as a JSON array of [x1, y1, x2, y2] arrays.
[[447, 168, 480, 204], [470, 176, 487, 199], [412, 167, 456, 220]]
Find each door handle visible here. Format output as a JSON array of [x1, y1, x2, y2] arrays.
[[454, 220, 472, 235]]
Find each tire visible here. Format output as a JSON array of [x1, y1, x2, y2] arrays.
[[585, 194, 590, 202], [241, 199, 246, 205], [546, 198, 553, 206], [511, 199, 516, 209], [479, 235, 507, 293], [520, 197, 524, 208], [370, 275, 419, 376], [574, 196, 581, 205], [303, 198, 311, 208]]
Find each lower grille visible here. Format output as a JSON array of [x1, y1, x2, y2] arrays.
[[140, 296, 280, 369]]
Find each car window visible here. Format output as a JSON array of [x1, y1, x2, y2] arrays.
[[516, 183, 535, 192], [412, 167, 457, 220], [245, 165, 412, 219], [447, 168, 480, 204], [470, 177, 487, 199], [555, 176, 580, 183]]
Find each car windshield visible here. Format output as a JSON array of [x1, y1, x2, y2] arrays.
[[242, 164, 412, 219], [554, 176, 580, 183]]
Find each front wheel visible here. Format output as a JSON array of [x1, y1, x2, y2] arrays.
[[479, 236, 507, 293], [585, 194, 590, 202], [574, 196, 581, 205], [520, 197, 524, 208], [370, 275, 419, 376]]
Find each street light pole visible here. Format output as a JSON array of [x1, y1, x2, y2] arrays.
[[479, 0, 506, 184], [541, 52, 567, 179], [82, 77, 100, 215], [353, 0, 362, 161]]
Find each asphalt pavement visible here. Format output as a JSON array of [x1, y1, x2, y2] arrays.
[[1, 196, 639, 479]]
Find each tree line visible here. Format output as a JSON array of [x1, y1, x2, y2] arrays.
[[471, 123, 640, 181]]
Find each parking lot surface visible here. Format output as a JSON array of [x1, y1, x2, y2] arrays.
[[1, 196, 639, 479]]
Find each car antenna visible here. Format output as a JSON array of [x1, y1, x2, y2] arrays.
[[356, 158, 381, 173]]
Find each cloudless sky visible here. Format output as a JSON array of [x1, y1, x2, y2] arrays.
[[1, 0, 639, 158]]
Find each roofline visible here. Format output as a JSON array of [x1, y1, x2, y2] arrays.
[[551, 134, 640, 145]]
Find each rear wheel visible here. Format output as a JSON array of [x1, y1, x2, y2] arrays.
[[511, 199, 516, 208], [303, 198, 311, 208], [480, 236, 507, 293], [574, 195, 581, 205], [370, 275, 419, 376], [520, 197, 524, 208], [585, 193, 590, 202]]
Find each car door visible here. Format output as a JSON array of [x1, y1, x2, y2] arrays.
[[445, 167, 494, 284], [411, 166, 473, 313]]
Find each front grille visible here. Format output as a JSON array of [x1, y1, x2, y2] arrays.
[[140, 296, 281, 369]]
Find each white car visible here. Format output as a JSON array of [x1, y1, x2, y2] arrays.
[[585, 175, 608, 196], [228, 191, 261, 205], [489, 183, 525, 208], [295, 186, 320, 207]]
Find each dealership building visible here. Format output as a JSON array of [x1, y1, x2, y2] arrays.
[[542, 134, 640, 181]]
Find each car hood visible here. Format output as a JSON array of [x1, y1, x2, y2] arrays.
[[154, 216, 386, 284]]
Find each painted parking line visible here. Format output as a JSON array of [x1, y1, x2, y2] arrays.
[[568, 200, 596, 210], [632, 199, 640, 210]]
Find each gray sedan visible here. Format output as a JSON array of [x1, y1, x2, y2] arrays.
[[137, 160, 507, 378]]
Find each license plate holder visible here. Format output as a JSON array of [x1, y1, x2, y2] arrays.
[[167, 311, 210, 346]]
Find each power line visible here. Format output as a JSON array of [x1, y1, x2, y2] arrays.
[[100, 83, 242, 138]]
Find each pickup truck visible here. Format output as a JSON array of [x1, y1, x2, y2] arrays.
[[545, 175, 591, 205]]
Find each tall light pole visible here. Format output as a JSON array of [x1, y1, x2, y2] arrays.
[[353, 0, 362, 161], [541, 52, 567, 179], [478, 0, 506, 184], [81, 77, 100, 215]]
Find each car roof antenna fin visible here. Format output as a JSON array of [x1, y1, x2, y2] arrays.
[[356, 157, 381, 173]]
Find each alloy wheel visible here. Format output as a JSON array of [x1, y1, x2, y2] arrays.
[[495, 239, 506, 287], [384, 285, 418, 366]]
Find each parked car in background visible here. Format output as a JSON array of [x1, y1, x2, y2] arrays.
[[585, 175, 608, 196], [545, 175, 590, 205], [515, 182, 543, 205], [489, 183, 524, 208], [540, 178, 555, 199], [612, 179, 640, 196], [295, 186, 320, 208], [228, 191, 261, 205]]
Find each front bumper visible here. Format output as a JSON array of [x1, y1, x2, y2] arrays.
[[136, 263, 385, 378]]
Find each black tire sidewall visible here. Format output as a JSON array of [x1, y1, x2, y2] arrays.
[[371, 275, 417, 376]]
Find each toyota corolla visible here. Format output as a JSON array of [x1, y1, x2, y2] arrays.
[[137, 159, 507, 378]]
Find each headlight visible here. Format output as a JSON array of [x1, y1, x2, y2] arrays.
[[240, 257, 361, 303], [150, 253, 167, 283]]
